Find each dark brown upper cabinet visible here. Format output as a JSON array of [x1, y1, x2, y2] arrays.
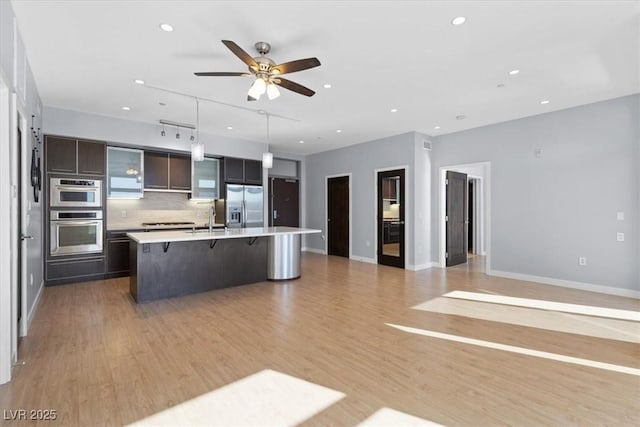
[[144, 151, 192, 191], [144, 151, 169, 189], [169, 154, 191, 190], [224, 157, 262, 185], [46, 136, 105, 176], [77, 140, 105, 175]]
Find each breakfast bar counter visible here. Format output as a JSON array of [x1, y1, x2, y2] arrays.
[[127, 227, 320, 302]]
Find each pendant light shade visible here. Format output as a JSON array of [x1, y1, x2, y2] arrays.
[[262, 152, 273, 169], [262, 113, 273, 169], [192, 98, 205, 161]]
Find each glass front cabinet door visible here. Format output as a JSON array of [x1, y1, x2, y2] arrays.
[[106, 147, 144, 199], [192, 157, 220, 200]]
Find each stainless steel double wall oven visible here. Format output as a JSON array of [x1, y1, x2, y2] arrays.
[[49, 178, 104, 256]]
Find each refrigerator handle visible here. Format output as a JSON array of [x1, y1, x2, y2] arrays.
[[242, 200, 246, 227]]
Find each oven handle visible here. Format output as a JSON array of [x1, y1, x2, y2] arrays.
[[55, 185, 100, 191], [52, 220, 102, 226]]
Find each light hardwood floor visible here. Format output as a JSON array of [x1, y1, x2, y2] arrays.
[[1, 253, 638, 426]]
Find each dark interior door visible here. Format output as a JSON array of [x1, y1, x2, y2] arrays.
[[269, 178, 299, 226], [327, 176, 349, 257], [446, 171, 468, 266], [377, 169, 405, 268]]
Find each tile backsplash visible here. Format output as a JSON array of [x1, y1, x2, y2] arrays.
[[107, 192, 224, 229]]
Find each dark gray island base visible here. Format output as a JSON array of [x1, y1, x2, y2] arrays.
[[129, 237, 268, 303], [127, 227, 321, 303]]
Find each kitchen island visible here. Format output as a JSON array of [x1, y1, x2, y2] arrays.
[[127, 227, 320, 302]]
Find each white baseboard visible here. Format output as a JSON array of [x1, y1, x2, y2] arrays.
[[350, 255, 376, 264], [302, 247, 326, 255], [406, 262, 437, 271], [487, 269, 640, 299], [27, 280, 44, 331]]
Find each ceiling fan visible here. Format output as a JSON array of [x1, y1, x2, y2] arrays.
[[194, 40, 321, 101]]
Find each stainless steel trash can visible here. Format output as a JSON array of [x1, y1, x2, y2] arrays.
[[268, 233, 301, 280]]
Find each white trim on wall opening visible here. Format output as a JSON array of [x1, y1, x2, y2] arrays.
[[15, 100, 28, 340], [0, 73, 12, 384], [324, 173, 353, 259], [438, 162, 492, 271], [373, 165, 410, 269]]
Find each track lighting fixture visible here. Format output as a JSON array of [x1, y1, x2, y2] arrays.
[[161, 124, 166, 136], [176, 126, 181, 139]]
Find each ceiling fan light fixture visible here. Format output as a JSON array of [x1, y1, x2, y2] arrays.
[[266, 83, 280, 100], [248, 79, 266, 100]]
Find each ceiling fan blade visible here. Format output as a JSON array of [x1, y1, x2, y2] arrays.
[[271, 58, 321, 75], [273, 78, 316, 97], [194, 72, 251, 77], [222, 40, 258, 69]]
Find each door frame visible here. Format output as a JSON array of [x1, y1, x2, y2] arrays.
[[468, 176, 485, 255], [439, 162, 491, 270], [373, 165, 409, 268], [324, 173, 352, 258], [0, 73, 12, 383], [14, 96, 28, 340]]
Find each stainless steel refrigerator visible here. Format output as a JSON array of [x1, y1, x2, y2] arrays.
[[225, 184, 264, 228]]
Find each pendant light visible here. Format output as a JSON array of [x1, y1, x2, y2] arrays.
[[192, 98, 205, 161], [262, 113, 273, 169]]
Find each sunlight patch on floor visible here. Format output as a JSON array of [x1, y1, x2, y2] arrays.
[[357, 407, 444, 426], [128, 369, 345, 426], [386, 323, 640, 376], [442, 291, 640, 321], [413, 297, 639, 343]]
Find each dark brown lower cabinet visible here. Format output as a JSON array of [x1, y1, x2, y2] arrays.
[[46, 257, 105, 286], [106, 231, 135, 277]]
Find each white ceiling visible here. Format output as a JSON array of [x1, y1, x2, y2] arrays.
[[11, 1, 640, 155]]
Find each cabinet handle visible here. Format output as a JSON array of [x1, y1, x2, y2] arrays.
[[145, 184, 167, 188], [50, 168, 73, 172]]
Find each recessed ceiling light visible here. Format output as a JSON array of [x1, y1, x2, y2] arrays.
[[159, 23, 174, 32], [451, 16, 466, 25], [434, 126, 441, 130], [299, 140, 305, 144], [323, 84, 332, 89], [336, 129, 342, 133], [509, 69, 520, 75], [159, 102, 166, 106], [121, 106, 131, 111], [456, 115, 466, 120], [540, 100, 550, 105], [134, 79, 145, 85], [496, 83, 505, 88], [226, 126, 233, 130], [390, 108, 398, 113]]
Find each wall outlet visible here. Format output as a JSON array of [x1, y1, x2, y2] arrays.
[[578, 257, 587, 266], [617, 211, 624, 221], [617, 232, 625, 242], [120, 210, 127, 218]]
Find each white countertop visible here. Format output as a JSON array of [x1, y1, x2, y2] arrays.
[[127, 227, 321, 244], [108, 223, 225, 232]]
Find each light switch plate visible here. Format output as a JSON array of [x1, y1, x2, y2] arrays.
[[579, 257, 587, 266], [617, 211, 624, 221], [617, 232, 624, 242]]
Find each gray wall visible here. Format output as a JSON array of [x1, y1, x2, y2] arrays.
[[431, 94, 639, 292], [305, 131, 431, 268], [1, 0, 44, 329]]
